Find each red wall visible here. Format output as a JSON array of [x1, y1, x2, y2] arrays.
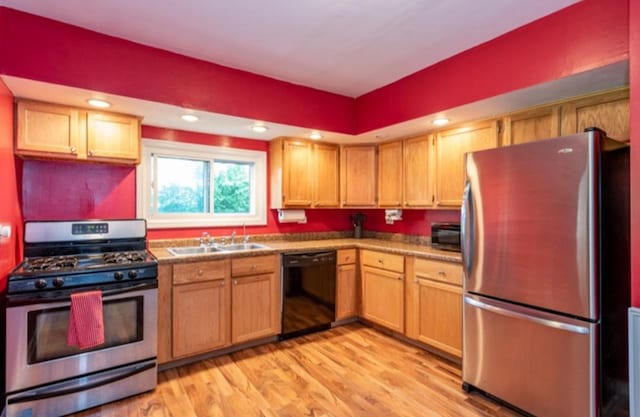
[[0, 79, 21, 285], [629, 0, 640, 306], [355, 0, 629, 133], [0, 7, 355, 135]]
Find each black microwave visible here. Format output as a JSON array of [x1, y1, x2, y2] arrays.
[[431, 222, 461, 252]]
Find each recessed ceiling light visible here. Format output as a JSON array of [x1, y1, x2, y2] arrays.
[[251, 124, 268, 133], [87, 98, 111, 108], [432, 117, 450, 126], [309, 132, 323, 140], [181, 114, 199, 122]]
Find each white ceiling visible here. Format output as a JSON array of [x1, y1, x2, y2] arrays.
[[1, 0, 629, 143]]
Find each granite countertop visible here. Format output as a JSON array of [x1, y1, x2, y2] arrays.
[[150, 237, 462, 264]]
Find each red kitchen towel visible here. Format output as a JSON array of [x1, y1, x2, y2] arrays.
[[67, 290, 105, 349]]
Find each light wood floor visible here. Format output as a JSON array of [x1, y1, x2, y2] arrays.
[[72, 323, 523, 417]]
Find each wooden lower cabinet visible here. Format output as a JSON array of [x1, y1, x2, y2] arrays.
[[336, 249, 358, 320], [231, 255, 281, 344], [406, 257, 463, 358], [360, 250, 405, 333], [171, 259, 231, 359]]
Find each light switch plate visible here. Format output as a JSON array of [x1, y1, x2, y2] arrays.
[[0, 224, 11, 239]]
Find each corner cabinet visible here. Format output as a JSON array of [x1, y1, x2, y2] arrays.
[[15, 99, 141, 165], [340, 144, 377, 207], [171, 259, 231, 359], [360, 250, 404, 333], [230, 255, 281, 344], [405, 257, 462, 358], [270, 138, 339, 208]]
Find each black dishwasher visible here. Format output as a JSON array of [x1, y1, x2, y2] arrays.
[[280, 251, 336, 340]]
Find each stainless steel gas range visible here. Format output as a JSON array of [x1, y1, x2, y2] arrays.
[[5, 219, 158, 417]]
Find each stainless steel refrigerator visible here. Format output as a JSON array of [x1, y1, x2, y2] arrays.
[[461, 129, 630, 417]]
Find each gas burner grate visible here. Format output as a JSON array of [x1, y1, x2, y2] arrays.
[[25, 256, 79, 272], [103, 251, 147, 265]]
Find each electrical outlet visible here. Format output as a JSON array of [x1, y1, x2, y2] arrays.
[[0, 224, 11, 239]]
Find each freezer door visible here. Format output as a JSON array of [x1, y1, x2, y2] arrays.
[[462, 132, 598, 319], [463, 294, 597, 417]]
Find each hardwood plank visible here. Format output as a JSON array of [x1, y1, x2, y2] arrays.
[[70, 323, 523, 417]]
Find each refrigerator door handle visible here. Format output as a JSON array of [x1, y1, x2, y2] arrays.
[[461, 181, 474, 277], [464, 296, 590, 335]]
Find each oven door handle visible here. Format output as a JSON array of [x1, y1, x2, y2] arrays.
[[7, 360, 156, 405], [7, 281, 157, 306], [101, 282, 157, 298]]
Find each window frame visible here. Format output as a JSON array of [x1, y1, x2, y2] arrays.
[[137, 138, 267, 229]]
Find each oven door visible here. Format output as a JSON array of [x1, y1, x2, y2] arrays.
[[6, 283, 157, 393]]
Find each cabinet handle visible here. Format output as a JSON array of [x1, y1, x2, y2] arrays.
[[378, 259, 384, 264], [70, 146, 77, 154], [251, 264, 257, 270], [438, 270, 446, 276], [233, 280, 238, 285], [345, 256, 350, 261], [88, 149, 95, 156], [220, 281, 225, 287], [414, 278, 419, 283], [398, 275, 404, 281], [197, 269, 204, 276]]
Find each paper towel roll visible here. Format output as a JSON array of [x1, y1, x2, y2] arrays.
[[277, 209, 307, 224]]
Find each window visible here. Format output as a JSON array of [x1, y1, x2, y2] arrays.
[[137, 139, 267, 228]]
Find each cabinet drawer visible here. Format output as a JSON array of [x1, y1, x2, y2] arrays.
[[173, 260, 228, 284], [337, 249, 357, 265], [361, 250, 404, 273], [414, 258, 462, 286], [231, 255, 277, 277]]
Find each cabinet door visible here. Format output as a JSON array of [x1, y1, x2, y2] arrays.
[[377, 140, 403, 207], [560, 88, 629, 142], [16, 100, 82, 159], [231, 272, 280, 343], [173, 279, 230, 358], [281, 140, 313, 207], [86, 112, 140, 163], [435, 120, 499, 207], [336, 263, 358, 320], [361, 265, 404, 332], [313, 143, 340, 207], [410, 278, 462, 357], [403, 135, 432, 207], [340, 145, 377, 207], [406, 257, 462, 358], [503, 106, 560, 145]]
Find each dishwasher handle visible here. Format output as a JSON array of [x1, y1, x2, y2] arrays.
[[283, 251, 336, 267]]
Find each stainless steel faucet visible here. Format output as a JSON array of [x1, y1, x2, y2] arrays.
[[199, 231, 211, 246], [242, 222, 249, 244], [230, 230, 236, 245]]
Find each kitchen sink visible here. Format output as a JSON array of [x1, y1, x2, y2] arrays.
[[219, 243, 270, 251], [167, 243, 270, 256], [166, 246, 223, 256]]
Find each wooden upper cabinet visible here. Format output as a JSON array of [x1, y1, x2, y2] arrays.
[[340, 144, 377, 207], [16, 100, 83, 160], [560, 88, 629, 142], [435, 120, 499, 207], [377, 140, 403, 207], [86, 112, 140, 162], [15, 99, 141, 165], [312, 142, 340, 207], [503, 106, 561, 145], [270, 138, 339, 208], [403, 135, 432, 207]]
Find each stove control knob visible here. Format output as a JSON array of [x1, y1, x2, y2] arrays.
[[114, 271, 125, 281], [128, 270, 138, 279], [52, 277, 64, 288], [35, 279, 47, 290]]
